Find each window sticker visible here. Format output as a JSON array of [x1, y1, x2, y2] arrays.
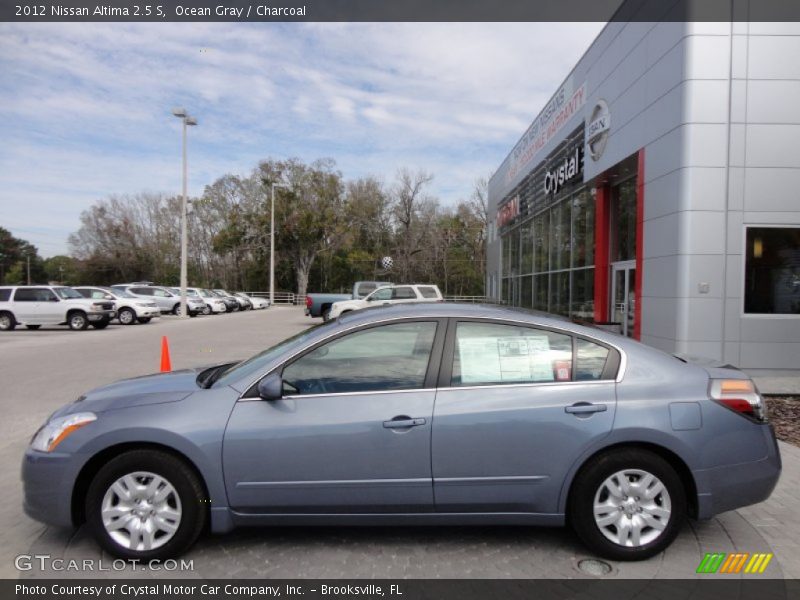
[[458, 335, 555, 383]]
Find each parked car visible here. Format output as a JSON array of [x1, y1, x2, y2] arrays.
[[207, 290, 238, 313], [328, 284, 442, 320], [74, 286, 160, 325], [21, 303, 780, 561], [190, 288, 227, 315], [305, 280, 392, 320], [213, 289, 246, 311], [236, 293, 269, 310], [112, 285, 200, 317], [0, 285, 116, 331], [165, 288, 208, 316]]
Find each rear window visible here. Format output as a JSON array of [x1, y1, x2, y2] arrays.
[[418, 286, 439, 299], [0, 288, 11, 301], [392, 287, 417, 300]]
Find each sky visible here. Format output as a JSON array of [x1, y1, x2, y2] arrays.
[[0, 22, 605, 258]]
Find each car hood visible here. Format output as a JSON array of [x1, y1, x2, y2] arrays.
[[54, 369, 204, 417]]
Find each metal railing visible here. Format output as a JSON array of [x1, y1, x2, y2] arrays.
[[244, 291, 306, 305]]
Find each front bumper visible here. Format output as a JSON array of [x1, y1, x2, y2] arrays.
[[88, 310, 116, 322], [22, 448, 77, 528], [694, 424, 782, 519], [135, 308, 160, 318]]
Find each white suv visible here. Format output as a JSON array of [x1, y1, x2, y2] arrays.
[[74, 286, 160, 325], [0, 286, 117, 331], [328, 284, 443, 319], [112, 285, 201, 317]]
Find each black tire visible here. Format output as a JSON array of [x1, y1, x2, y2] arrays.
[[68, 311, 89, 331], [137, 317, 152, 324], [92, 321, 109, 329], [25, 324, 41, 330], [321, 307, 331, 322], [569, 448, 686, 561], [189, 311, 197, 318], [118, 307, 136, 325], [0, 312, 16, 331], [85, 449, 207, 561], [172, 303, 181, 316], [202, 304, 211, 316]]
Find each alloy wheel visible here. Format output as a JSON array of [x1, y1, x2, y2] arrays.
[[592, 469, 672, 548], [101, 471, 182, 551]]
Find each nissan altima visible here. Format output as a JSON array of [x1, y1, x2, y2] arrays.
[[22, 304, 781, 561]]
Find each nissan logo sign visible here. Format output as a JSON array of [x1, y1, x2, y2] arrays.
[[587, 99, 611, 161]]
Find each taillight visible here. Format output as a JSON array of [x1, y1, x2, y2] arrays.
[[709, 379, 767, 422], [305, 296, 312, 308]]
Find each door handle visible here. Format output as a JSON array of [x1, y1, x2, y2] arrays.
[[565, 403, 607, 414], [383, 417, 426, 429]]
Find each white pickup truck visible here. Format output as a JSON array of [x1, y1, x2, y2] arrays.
[[0, 285, 117, 331], [328, 284, 443, 320]]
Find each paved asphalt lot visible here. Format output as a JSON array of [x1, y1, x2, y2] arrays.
[[1, 306, 798, 580]]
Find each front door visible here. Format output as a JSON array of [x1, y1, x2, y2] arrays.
[[611, 261, 636, 337], [222, 320, 444, 513]]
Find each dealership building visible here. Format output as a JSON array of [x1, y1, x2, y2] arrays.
[[486, 20, 800, 369]]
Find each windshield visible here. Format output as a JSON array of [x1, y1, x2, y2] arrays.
[[54, 287, 84, 299], [213, 322, 332, 388]]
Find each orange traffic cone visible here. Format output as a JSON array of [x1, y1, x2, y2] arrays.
[[160, 336, 172, 372]]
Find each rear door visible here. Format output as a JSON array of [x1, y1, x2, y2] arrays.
[[431, 319, 619, 515]]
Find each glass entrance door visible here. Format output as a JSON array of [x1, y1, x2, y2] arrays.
[[611, 261, 636, 337]]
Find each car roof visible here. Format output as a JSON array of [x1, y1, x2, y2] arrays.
[[332, 302, 637, 347]]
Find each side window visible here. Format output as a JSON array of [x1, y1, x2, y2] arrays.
[[38, 289, 57, 302], [392, 287, 417, 300], [75, 289, 91, 298], [154, 289, 171, 298], [13, 289, 39, 302], [575, 338, 611, 381], [368, 288, 392, 302], [91, 291, 108, 299], [451, 322, 573, 386], [0, 288, 10, 301], [282, 322, 438, 395], [131, 288, 151, 296], [418, 286, 439, 299]]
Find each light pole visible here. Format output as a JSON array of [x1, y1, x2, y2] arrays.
[[172, 107, 198, 319], [270, 182, 289, 306]]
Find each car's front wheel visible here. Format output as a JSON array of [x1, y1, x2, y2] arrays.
[[0, 312, 15, 331], [569, 449, 685, 561], [85, 450, 207, 560], [118, 307, 136, 325], [68, 311, 88, 330]]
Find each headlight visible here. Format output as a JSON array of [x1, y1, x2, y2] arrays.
[[30, 412, 97, 453]]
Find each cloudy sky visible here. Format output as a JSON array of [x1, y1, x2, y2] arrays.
[[0, 22, 604, 257]]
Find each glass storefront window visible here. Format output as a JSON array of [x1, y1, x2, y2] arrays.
[[612, 178, 636, 262], [550, 271, 570, 316], [533, 211, 550, 273], [745, 227, 800, 314], [509, 228, 520, 276], [534, 274, 548, 312], [520, 275, 533, 309], [570, 267, 595, 321], [521, 224, 534, 275], [572, 189, 595, 268], [551, 200, 572, 271]]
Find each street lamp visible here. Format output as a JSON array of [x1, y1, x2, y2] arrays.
[[172, 107, 198, 319], [270, 182, 289, 306]]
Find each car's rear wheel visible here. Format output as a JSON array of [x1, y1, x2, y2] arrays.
[[0, 312, 16, 331], [68, 311, 88, 331], [322, 307, 331, 322], [172, 304, 181, 316], [118, 307, 136, 325], [569, 449, 685, 561], [85, 450, 207, 560], [137, 317, 152, 324]]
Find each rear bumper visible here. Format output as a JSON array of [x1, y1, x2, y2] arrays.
[[694, 424, 782, 519]]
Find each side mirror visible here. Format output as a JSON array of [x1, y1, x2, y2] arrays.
[[50, 297, 60, 302], [257, 373, 283, 401]]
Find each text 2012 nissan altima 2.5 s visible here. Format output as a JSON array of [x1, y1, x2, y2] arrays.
[[22, 304, 781, 561]]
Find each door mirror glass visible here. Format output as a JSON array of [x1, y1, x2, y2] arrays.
[[257, 373, 283, 401]]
